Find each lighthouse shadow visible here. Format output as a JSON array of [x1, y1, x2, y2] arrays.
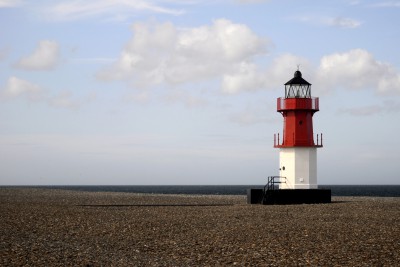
[[330, 198, 362, 204], [77, 204, 234, 207], [330, 200, 352, 204]]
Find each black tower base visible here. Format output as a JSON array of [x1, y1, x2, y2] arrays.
[[247, 188, 331, 205]]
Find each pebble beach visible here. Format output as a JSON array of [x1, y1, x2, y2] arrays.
[[1, 188, 399, 266]]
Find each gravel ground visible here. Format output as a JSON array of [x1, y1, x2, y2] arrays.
[[1, 188, 399, 266]]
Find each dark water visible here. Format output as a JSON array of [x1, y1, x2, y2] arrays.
[[14, 185, 400, 197]]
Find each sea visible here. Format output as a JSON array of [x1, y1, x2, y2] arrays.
[[13, 185, 400, 197]]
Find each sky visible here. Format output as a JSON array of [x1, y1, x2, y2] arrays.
[[0, 0, 399, 185]]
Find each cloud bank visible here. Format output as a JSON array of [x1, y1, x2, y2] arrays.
[[316, 49, 400, 95], [0, 0, 22, 8], [1, 76, 82, 109], [96, 19, 400, 97], [328, 17, 362, 28], [98, 19, 269, 93], [2, 76, 43, 101]]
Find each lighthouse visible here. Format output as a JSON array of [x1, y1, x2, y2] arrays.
[[247, 69, 331, 205], [274, 70, 322, 189]]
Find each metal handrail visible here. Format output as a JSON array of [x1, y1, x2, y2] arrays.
[[274, 133, 323, 147], [262, 176, 286, 204], [263, 176, 286, 194]]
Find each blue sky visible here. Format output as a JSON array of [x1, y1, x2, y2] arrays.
[[1, 0, 399, 185]]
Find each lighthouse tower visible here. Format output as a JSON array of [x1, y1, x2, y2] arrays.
[[246, 69, 330, 204], [274, 70, 322, 189]]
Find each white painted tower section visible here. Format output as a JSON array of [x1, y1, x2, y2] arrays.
[[279, 147, 317, 189]]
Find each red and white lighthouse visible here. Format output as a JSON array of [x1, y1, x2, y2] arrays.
[[274, 70, 322, 189]]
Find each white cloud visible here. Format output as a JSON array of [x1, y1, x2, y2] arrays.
[[254, 49, 400, 96], [234, 0, 269, 3], [98, 19, 268, 93], [1, 77, 83, 109], [339, 105, 383, 116], [71, 57, 116, 64], [2, 76, 44, 101], [0, 0, 22, 8], [124, 91, 150, 104], [316, 49, 400, 95], [15, 40, 60, 71], [368, 2, 400, 8], [348, 1, 361, 5], [221, 62, 265, 94], [385, 99, 400, 112], [44, 0, 184, 21], [289, 15, 362, 29], [162, 89, 208, 108], [230, 107, 276, 125], [48, 91, 80, 109], [339, 100, 400, 116], [328, 17, 362, 28]]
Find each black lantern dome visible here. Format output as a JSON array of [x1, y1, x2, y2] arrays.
[[284, 70, 312, 98]]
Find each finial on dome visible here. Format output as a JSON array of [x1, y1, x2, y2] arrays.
[[293, 65, 302, 77]]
